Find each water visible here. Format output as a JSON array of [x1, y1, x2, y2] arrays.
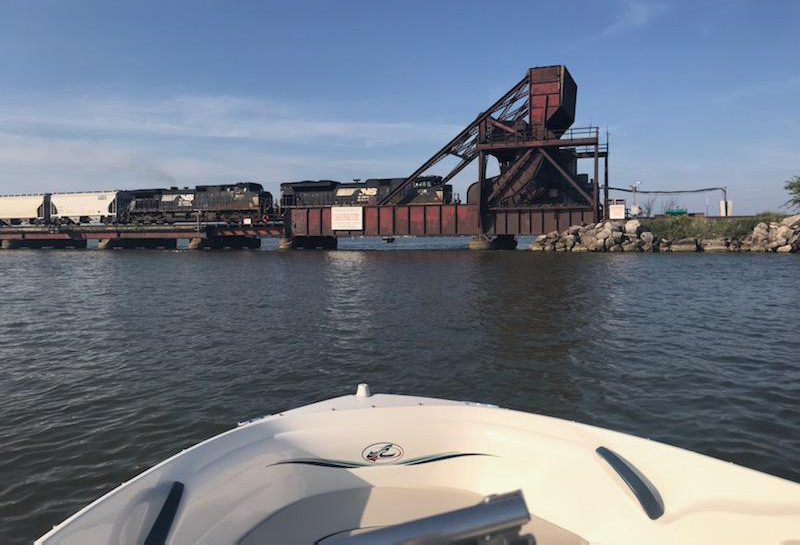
[[1, 240, 799, 543]]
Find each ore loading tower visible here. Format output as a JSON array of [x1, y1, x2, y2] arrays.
[[284, 65, 609, 249]]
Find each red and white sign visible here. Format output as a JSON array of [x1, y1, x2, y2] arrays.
[[331, 206, 363, 230]]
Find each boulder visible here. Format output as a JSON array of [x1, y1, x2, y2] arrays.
[[780, 213, 800, 229], [621, 241, 638, 252], [564, 235, 576, 249], [775, 225, 794, 242], [610, 231, 624, 243], [777, 244, 793, 253], [608, 244, 623, 252], [671, 238, 698, 252], [567, 225, 582, 236], [572, 243, 588, 252], [641, 242, 653, 252], [585, 239, 602, 251], [624, 219, 642, 235], [604, 237, 615, 250], [529, 243, 545, 251], [640, 231, 654, 244], [752, 223, 769, 241], [701, 238, 728, 252]]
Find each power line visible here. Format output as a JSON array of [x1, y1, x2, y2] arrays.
[[607, 186, 726, 195]]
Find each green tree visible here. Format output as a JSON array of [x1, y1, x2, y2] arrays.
[[786, 176, 800, 209]]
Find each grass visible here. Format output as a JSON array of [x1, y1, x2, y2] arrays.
[[640, 212, 787, 240]]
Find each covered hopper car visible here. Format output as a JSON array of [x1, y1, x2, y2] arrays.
[[0, 183, 273, 226], [0, 194, 50, 225]]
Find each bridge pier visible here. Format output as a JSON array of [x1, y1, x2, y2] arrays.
[[98, 238, 177, 249], [279, 236, 338, 250], [188, 236, 261, 249], [2, 238, 87, 249], [468, 235, 517, 250]]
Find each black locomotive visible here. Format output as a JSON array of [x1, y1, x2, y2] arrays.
[[122, 183, 274, 224], [280, 177, 453, 207]]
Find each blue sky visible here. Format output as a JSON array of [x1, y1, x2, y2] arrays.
[[0, 0, 797, 213]]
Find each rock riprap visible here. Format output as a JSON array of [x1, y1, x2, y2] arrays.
[[529, 220, 661, 252], [528, 214, 800, 253], [739, 214, 800, 253]]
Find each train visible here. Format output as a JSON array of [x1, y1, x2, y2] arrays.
[[280, 176, 454, 207], [0, 183, 274, 225], [0, 177, 453, 226]]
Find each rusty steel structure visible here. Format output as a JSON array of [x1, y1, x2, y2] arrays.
[[286, 65, 609, 243]]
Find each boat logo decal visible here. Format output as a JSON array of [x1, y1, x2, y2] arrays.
[[362, 442, 404, 463]]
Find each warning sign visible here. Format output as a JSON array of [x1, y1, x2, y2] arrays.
[[331, 207, 363, 230]]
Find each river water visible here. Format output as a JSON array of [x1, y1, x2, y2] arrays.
[[1, 239, 799, 543]]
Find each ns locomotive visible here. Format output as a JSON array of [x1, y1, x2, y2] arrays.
[[280, 176, 453, 207], [124, 183, 273, 224], [0, 183, 274, 225]]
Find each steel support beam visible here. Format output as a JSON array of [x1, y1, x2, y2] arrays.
[[477, 137, 597, 151], [539, 148, 594, 205], [379, 74, 530, 205]]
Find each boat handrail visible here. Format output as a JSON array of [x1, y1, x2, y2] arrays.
[[327, 489, 531, 544]]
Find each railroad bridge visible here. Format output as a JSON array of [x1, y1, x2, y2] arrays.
[[284, 65, 609, 249], [0, 224, 282, 250], [0, 65, 609, 250]]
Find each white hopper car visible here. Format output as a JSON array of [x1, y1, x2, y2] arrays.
[[0, 191, 123, 225], [0, 194, 48, 224], [50, 191, 120, 223]]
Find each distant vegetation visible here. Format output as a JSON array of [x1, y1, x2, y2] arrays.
[[785, 176, 800, 209], [641, 213, 787, 240]]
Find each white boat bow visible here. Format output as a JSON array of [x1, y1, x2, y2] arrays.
[[37, 384, 800, 544]]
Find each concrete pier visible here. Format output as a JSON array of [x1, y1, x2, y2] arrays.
[[468, 235, 517, 250], [188, 236, 261, 249], [98, 238, 177, 250], [280, 236, 338, 250]]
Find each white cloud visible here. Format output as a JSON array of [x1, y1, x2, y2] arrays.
[[602, 1, 670, 36], [0, 130, 421, 195], [0, 93, 465, 194], [0, 95, 461, 146]]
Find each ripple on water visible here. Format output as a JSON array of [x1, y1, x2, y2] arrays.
[[0, 249, 798, 544]]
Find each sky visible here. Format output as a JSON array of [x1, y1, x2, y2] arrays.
[[0, 0, 797, 214]]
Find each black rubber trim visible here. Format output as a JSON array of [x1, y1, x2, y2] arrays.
[[596, 446, 664, 520], [144, 481, 185, 545], [402, 453, 489, 465], [270, 459, 364, 469]]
